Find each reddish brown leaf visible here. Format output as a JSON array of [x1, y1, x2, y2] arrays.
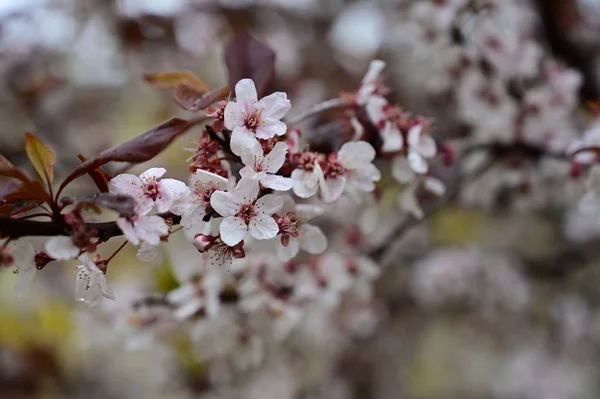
[[24, 132, 56, 184], [3, 180, 52, 205], [0, 154, 30, 183], [225, 32, 275, 97], [60, 193, 136, 217], [59, 118, 192, 194], [77, 154, 112, 193], [144, 71, 210, 93], [173, 84, 229, 112]]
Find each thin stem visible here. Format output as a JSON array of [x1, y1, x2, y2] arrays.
[[286, 98, 349, 126], [105, 240, 128, 264]]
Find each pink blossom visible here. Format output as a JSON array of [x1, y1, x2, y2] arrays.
[[224, 79, 291, 156]]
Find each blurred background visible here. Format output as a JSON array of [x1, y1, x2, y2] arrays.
[[2, 0, 600, 398]]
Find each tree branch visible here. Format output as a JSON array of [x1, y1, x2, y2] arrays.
[[286, 98, 349, 126], [0, 213, 181, 242]]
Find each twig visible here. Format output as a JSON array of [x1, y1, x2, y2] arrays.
[[368, 157, 496, 266], [286, 98, 349, 126]]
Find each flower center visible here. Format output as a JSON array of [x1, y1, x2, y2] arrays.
[[144, 179, 160, 199], [322, 155, 347, 179], [244, 111, 262, 131], [276, 211, 300, 238], [194, 184, 219, 212], [295, 152, 318, 171], [237, 204, 256, 223]]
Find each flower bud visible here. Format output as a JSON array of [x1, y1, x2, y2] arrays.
[[194, 234, 215, 252]]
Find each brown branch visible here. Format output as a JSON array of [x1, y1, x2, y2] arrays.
[[0, 213, 181, 242], [286, 98, 349, 126]]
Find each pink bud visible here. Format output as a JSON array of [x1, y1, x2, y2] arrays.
[[194, 234, 215, 252]]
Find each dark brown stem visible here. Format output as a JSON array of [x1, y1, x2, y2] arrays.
[[0, 213, 181, 241]]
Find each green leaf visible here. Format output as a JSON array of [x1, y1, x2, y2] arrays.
[[24, 133, 56, 185]]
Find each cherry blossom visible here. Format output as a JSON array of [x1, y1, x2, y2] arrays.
[[109, 167, 189, 215], [224, 78, 291, 156], [116, 214, 169, 246], [210, 178, 283, 246], [194, 234, 246, 268], [75, 254, 115, 307], [172, 169, 230, 230], [319, 141, 381, 203], [290, 152, 324, 198], [10, 240, 38, 298], [273, 197, 327, 261], [45, 236, 81, 261], [400, 176, 446, 219], [355, 59, 387, 105], [239, 141, 293, 191]]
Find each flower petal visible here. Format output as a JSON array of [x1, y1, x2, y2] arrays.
[[224, 101, 245, 130], [408, 150, 429, 174], [257, 92, 291, 120], [14, 268, 36, 298], [255, 119, 287, 139], [248, 215, 279, 240], [109, 174, 143, 195], [233, 178, 260, 203], [319, 176, 347, 203], [298, 224, 327, 254], [365, 95, 388, 124], [210, 191, 238, 217], [230, 127, 260, 156], [381, 123, 404, 152], [137, 242, 160, 262], [134, 216, 169, 246], [291, 169, 320, 198], [116, 218, 139, 246], [276, 238, 299, 261], [338, 141, 376, 167], [139, 167, 166, 182], [190, 169, 228, 190], [45, 236, 80, 260], [261, 175, 294, 191], [391, 156, 416, 183], [263, 142, 288, 173], [235, 78, 258, 105], [255, 194, 283, 215], [156, 178, 189, 213], [219, 216, 248, 246]]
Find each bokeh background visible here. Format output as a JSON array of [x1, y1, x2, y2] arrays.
[[2, 0, 600, 398]]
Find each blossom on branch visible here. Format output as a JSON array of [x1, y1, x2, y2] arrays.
[[224, 78, 291, 156], [240, 141, 293, 191], [210, 178, 283, 246], [109, 167, 189, 215], [75, 254, 115, 307]]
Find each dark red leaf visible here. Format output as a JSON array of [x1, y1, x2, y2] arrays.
[[0, 154, 30, 183], [225, 32, 275, 97], [2, 180, 51, 205], [173, 84, 229, 112], [77, 154, 112, 193], [60, 193, 136, 217], [59, 117, 192, 194]]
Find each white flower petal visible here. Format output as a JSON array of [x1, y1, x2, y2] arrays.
[[248, 215, 279, 240], [137, 242, 160, 262], [291, 169, 320, 198], [392, 156, 416, 183], [298, 224, 327, 254], [424, 177, 446, 196], [235, 78, 258, 105], [190, 169, 228, 190], [338, 141, 376, 167], [408, 151, 429, 174], [255, 194, 283, 215], [262, 142, 288, 173], [233, 178, 260, 202], [14, 268, 36, 298], [139, 167, 166, 182], [220, 216, 248, 246], [257, 92, 291, 120], [381, 123, 403, 152], [255, 119, 287, 139], [260, 175, 294, 191], [134, 215, 169, 246], [276, 237, 299, 261], [45, 236, 80, 260], [117, 218, 140, 245], [11, 240, 35, 269], [365, 95, 388, 124], [230, 127, 260, 156], [407, 124, 423, 148], [224, 101, 245, 130], [320, 176, 347, 203], [210, 191, 238, 217], [108, 173, 143, 196]]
